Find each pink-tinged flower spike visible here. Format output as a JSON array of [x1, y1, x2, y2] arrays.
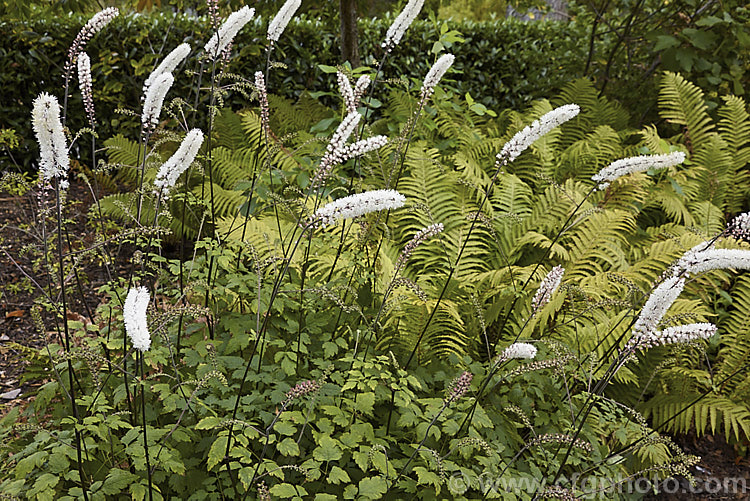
[[267, 0, 301, 42], [631, 276, 685, 342], [32, 93, 70, 187], [592, 151, 686, 191], [382, 0, 425, 51], [204, 6, 255, 60], [531, 265, 564, 316], [65, 7, 119, 72], [77, 53, 95, 128], [142, 72, 174, 132], [444, 371, 472, 406], [254, 72, 270, 131], [154, 129, 204, 196], [629, 322, 716, 351], [143, 43, 191, 96], [727, 212, 750, 243], [420, 53, 454, 101], [310, 189, 406, 228], [496, 104, 580, 165], [502, 342, 538, 360], [124, 286, 151, 352], [678, 249, 750, 277], [396, 223, 444, 269]]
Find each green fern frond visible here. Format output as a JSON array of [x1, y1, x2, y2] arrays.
[[658, 72, 714, 151]]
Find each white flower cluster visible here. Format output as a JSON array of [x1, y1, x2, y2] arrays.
[[254, 72, 270, 131], [338, 73, 372, 114], [312, 112, 387, 187], [420, 53, 454, 101], [672, 240, 714, 276], [396, 223, 444, 268], [77, 53, 95, 127], [631, 276, 685, 342], [204, 6, 255, 60], [677, 248, 750, 277], [32, 93, 69, 186], [142, 72, 174, 131], [143, 43, 191, 96], [124, 286, 151, 352], [502, 342, 537, 360], [66, 7, 119, 70], [154, 129, 204, 195], [592, 151, 686, 190], [311, 189, 406, 228], [727, 212, 750, 242], [267, 0, 301, 42], [496, 104, 580, 165], [382, 0, 425, 50], [631, 322, 716, 350], [531, 265, 564, 316]]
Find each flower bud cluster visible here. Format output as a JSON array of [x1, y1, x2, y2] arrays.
[[65, 7, 119, 71], [727, 212, 750, 242], [496, 104, 580, 165], [444, 371, 472, 405], [310, 189, 406, 228], [204, 6, 255, 60], [396, 223, 444, 269], [267, 0, 301, 42], [77, 53, 96, 127], [592, 151, 686, 190], [338, 72, 357, 113], [531, 433, 592, 452], [631, 276, 685, 342], [531, 265, 564, 316], [283, 379, 321, 406], [254, 72, 270, 131]]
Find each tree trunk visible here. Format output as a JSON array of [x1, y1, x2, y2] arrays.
[[339, 0, 361, 67]]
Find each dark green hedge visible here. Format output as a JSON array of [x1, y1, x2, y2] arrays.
[[1, 12, 593, 170]]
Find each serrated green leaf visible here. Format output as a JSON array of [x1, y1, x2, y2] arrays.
[[313, 435, 343, 462], [358, 476, 388, 500], [327, 465, 351, 485], [277, 437, 300, 456]]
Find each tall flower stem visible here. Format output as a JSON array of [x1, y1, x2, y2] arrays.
[[139, 353, 154, 501]]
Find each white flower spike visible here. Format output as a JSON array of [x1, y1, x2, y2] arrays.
[[32, 93, 69, 186], [124, 286, 151, 352], [204, 6, 255, 60]]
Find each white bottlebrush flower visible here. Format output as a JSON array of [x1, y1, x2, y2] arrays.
[[353, 75, 371, 103], [154, 129, 204, 195], [204, 6, 255, 60], [678, 248, 750, 277], [592, 151, 686, 190], [420, 53, 454, 101], [141, 72, 174, 131], [502, 342, 537, 360], [496, 104, 580, 165], [338, 71, 356, 113], [311, 112, 387, 187], [32, 92, 69, 185], [672, 240, 714, 277], [382, 0, 425, 50], [66, 7, 119, 70], [267, 0, 301, 42], [124, 286, 151, 352], [631, 276, 685, 341], [631, 322, 717, 350], [531, 265, 564, 316], [311, 189, 406, 227], [77, 52, 95, 127], [727, 212, 750, 242], [143, 43, 191, 96]]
